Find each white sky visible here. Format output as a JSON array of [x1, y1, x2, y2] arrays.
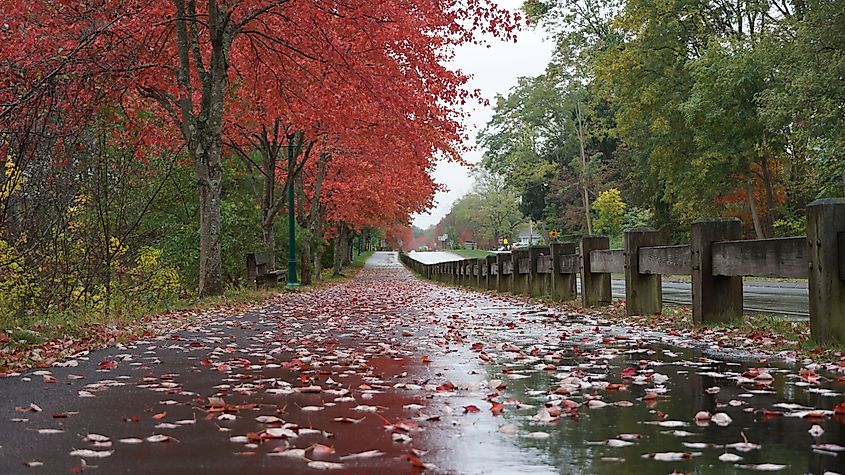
[[411, 1, 554, 229]]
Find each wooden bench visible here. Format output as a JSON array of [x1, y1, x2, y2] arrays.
[[246, 252, 286, 289]]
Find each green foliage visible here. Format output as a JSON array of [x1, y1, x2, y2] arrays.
[[592, 188, 626, 236], [0, 240, 39, 322], [130, 247, 182, 305], [623, 206, 654, 230]]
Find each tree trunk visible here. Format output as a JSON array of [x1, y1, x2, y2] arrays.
[[745, 180, 765, 239], [575, 99, 593, 235], [196, 148, 224, 296], [333, 223, 347, 276], [759, 155, 777, 232], [260, 136, 277, 269], [261, 218, 275, 269], [300, 239, 312, 285]]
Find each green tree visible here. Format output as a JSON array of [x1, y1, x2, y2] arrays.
[[592, 188, 625, 236]]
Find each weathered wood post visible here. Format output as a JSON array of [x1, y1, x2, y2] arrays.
[[550, 242, 577, 301], [529, 246, 550, 297], [691, 218, 743, 323], [472, 258, 481, 288], [486, 255, 497, 290], [580, 236, 612, 307], [808, 198, 845, 342], [624, 228, 663, 316], [496, 253, 509, 292], [512, 249, 530, 295]]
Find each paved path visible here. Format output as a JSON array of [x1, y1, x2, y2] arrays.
[[406, 250, 463, 265], [1, 252, 843, 474]]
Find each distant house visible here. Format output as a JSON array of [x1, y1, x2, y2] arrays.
[[517, 231, 542, 246], [463, 241, 477, 250]]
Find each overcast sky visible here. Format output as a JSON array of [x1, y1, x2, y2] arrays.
[[410, 1, 554, 229]]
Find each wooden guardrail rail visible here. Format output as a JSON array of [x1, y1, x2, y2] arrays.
[[400, 198, 845, 342]]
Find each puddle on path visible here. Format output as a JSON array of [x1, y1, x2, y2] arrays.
[[415, 286, 845, 474]]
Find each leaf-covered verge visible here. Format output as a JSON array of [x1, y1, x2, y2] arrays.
[[426, 278, 844, 368], [0, 259, 370, 375]]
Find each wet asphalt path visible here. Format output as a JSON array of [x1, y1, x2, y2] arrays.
[[2, 252, 842, 475]]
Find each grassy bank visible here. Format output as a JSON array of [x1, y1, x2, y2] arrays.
[[451, 249, 493, 259]]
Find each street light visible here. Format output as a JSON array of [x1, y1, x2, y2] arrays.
[[286, 143, 299, 289]]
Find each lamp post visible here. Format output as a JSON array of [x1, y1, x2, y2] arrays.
[[286, 143, 299, 289]]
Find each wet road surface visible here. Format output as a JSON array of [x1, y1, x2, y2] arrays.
[[1, 252, 843, 474], [611, 279, 810, 318]]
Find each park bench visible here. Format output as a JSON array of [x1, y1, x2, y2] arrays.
[[246, 252, 286, 289]]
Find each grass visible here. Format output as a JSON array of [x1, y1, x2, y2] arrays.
[[2, 286, 279, 350], [451, 249, 494, 259]]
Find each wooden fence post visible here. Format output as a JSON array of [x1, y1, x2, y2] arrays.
[[808, 198, 845, 342], [624, 228, 662, 316], [496, 253, 509, 292], [512, 249, 529, 295], [529, 246, 550, 297], [580, 236, 611, 307], [486, 255, 497, 290], [691, 218, 743, 323], [550, 242, 577, 301], [472, 258, 481, 288]]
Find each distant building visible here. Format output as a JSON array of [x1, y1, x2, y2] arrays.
[[517, 230, 542, 246]]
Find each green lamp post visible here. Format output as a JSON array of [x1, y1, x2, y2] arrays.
[[286, 143, 299, 289]]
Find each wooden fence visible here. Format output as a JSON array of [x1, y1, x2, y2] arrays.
[[399, 198, 845, 342]]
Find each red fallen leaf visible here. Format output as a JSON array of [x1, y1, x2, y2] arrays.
[[436, 381, 455, 392], [216, 363, 231, 372], [463, 405, 480, 414], [478, 352, 492, 362], [310, 443, 336, 459], [471, 342, 484, 352], [643, 392, 659, 401], [0, 332, 9, 344], [761, 409, 784, 418], [42, 375, 57, 383], [606, 383, 628, 391], [420, 355, 431, 364], [621, 367, 637, 378], [52, 412, 67, 418], [395, 420, 419, 432], [125, 415, 140, 423], [199, 358, 212, 366], [490, 402, 505, 416], [401, 331, 413, 337], [834, 402, 845, 415], [152, 412, 167, 420], [98, 360, 117, 370], [801, 369, 819, 382], [400, 453, 426, 469], [804, 411, 826, 420]]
